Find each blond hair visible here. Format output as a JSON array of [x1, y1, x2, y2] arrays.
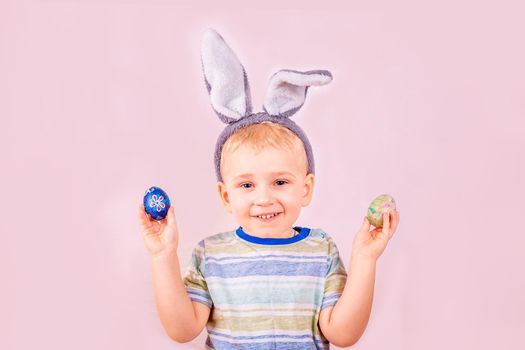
[[220, 121, 307, 175]]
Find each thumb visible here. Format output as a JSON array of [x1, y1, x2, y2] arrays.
[[166, 206, 178, 230], [354, 216, 371, 242], [361, 216, 371, 232]]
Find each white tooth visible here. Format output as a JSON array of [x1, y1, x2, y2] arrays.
[[257, 213, 279, 219]]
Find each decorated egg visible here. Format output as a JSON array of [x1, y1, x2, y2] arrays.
[[367, 194, 396, 227], [143, 186, 171, 221]]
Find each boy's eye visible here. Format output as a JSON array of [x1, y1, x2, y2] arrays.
[[275, 180, 287, 186], [240, 183, 253, 189]]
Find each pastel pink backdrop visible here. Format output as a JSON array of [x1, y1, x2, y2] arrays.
[[1, 1, 524, 349]]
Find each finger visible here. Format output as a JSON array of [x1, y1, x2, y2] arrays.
[[359, 216, 371, 234], [140, 207, 164, 237], [390, 211, 399, 237], [382, 209, 391, 237], [358, 216, 370, 237], [166, 206, 178, 230], [138, 203, 153, 232], [353, 217, 371, 244]]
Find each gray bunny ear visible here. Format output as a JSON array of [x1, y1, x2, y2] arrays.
[[201, 29, 252, 123], [263, 69, 332, 117]]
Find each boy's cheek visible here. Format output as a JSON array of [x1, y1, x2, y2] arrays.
[[229, 195, 250, 211]]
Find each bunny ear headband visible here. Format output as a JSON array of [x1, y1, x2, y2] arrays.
[[201, 29, 332, 182]]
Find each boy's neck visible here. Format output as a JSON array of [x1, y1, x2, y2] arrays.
[[247, 227, 297, 239]]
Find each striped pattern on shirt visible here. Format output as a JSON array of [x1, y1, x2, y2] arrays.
[[183, 227, 347, 350]]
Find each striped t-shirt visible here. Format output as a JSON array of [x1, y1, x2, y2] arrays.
[[183, 226, 347, 350]]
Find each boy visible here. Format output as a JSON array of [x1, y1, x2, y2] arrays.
[[138, 29, 399, 349]]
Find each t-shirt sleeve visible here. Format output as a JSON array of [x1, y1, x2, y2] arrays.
[[183, 240, 213, 308], [321, 238, 348, 309]]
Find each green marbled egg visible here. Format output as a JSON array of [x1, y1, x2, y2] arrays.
[[367, 194, 396, 227]]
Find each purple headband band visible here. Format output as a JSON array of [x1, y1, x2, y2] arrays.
[[201, 29, 332, 182]]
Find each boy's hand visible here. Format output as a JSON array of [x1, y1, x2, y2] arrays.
[[351, 209, 399, 261], [138, 204, 179, 258]]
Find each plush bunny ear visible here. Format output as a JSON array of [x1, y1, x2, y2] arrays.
[[201, 29, 252, 123], [263, 69, 332, 117]]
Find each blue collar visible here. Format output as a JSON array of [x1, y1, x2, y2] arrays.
[[235, 226, 311, 245]]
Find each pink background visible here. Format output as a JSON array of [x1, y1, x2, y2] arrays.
[[2, 1, 524, 349]]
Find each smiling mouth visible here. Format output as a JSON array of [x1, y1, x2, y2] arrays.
[[253, 212, 282, 220]]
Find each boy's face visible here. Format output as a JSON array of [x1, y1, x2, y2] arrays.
[[218, 144, 315, 238]]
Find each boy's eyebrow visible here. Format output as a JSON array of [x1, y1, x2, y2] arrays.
[[232, 172, 297, 181]]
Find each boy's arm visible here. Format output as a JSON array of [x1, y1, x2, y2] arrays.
[[320, 211, 399, 347], [151, 251, 211, 343], [318, 256, 377, 347]]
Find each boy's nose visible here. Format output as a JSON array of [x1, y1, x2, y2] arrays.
[[254, 197, 272, 206], [253, 186, 273, 206]]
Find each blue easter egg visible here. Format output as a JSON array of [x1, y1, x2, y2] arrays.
[[143, 186, 171, 221]]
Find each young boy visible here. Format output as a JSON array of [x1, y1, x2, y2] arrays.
[[138, 29, 399, 349]]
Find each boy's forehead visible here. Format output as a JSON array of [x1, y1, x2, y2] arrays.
[[222, 144, 306, 180]]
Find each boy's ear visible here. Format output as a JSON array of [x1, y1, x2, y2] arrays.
[[301, 173, 315, 207], [263, 70, 332, 118], [217, 181, 232, 213]]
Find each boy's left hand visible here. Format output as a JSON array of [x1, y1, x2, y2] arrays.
[[351, 209, 400, 261]]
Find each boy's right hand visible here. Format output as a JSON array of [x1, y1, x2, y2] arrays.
[[138, 204, 179, 258]]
